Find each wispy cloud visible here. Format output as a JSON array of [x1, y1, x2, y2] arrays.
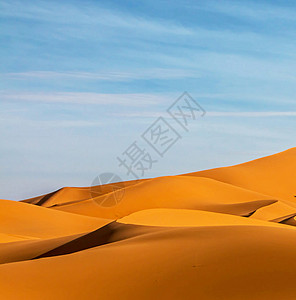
[[3, 69, 200, 81], [112, 111, 296, 118], [195, 1, 296, 22], [0, 92, 170, 106], [0, 117, 102, 128], [140, 51, 296, 83], [111, 112, 164, 118], [206, 111, 296, 117], [0, 1, 192, 36]]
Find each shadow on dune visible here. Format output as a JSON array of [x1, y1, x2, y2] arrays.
[[35, 222, 162, 259]]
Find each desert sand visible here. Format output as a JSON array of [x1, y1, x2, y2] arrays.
[[0, 148, 296, 299]]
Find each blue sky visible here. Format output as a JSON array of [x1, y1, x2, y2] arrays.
[[0, 0, 295, 199]]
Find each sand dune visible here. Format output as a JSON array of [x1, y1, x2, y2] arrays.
[[250, 200, 296, 222], [52, 176, 277, 219], [118, 208, 295, 229], [1, 225, 296, 299], [1, 148, 296, 299], [0, 233, 85, 264], [22, 179, 142, 208], [186, 147, 296, 202], [0, 199, 111, 239]]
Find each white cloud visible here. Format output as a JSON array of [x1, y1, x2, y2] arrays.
[[0, 91, 169, 106], [111, 111, 164, 118], [206, 111, 296, 117], [111, 111, 296, 119], [192, 1, 296, 22], [0, 117, 102, 128], [3, 69, 200, 81], [0, 1, 192, 36]]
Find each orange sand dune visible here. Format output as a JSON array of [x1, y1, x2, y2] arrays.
[[118, 208, 295, 229], [38, 208, 293, 260], [250, 200, 296, 222], [22, 179, 142, 207], [281, 215, 296, 226], [1, 148, 296, 299], [0, 232, 85, 264], [186, 147, 296, 203], [0, 199, 111, 239], [37, 221, 168, 259], [1, 225, 296, 299], [52, 176, 277, 219], [0, 232, 35, 243]]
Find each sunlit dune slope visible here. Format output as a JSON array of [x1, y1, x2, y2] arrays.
[[0, 199, 111, 239], [22, 179, 143, 207], [1, 225, 296, 300], [37, 221, 167, 259], [118, 208, 294, 229], [0, 232, 35, 243], [0, 233, 85, 264], [52, 176, 276, 219], [250, 200, 296, 222], [38, 208, 293, 260], [186, 147, 296, 202]]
